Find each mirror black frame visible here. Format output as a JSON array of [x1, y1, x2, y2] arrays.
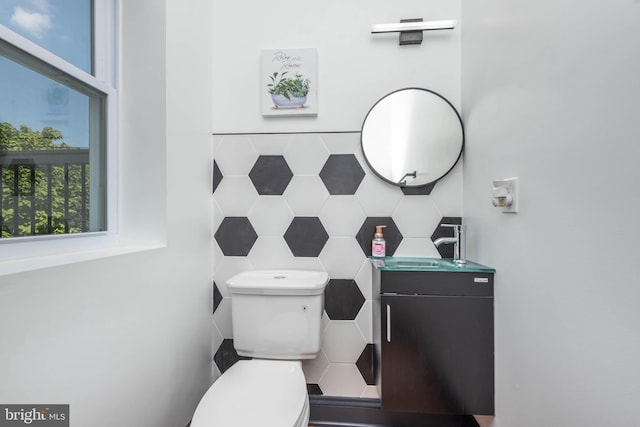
[[360, 87, 464, 188]]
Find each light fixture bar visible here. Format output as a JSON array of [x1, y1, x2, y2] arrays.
[[371, 20, 456, 34]]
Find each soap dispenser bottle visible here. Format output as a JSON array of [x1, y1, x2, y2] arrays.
[[371, 225, 387, 258]]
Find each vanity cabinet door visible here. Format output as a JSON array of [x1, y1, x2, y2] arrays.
[[380, 294, 494, 415]]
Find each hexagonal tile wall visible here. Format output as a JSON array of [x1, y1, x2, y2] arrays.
[[214, 339, 250, 374], [211, 131, 466, 400], [284, 217, 329, 257], [324, 279, 365, 320], [431, 216, 462, 259], [319, 154, 365, 195], [214, 217, 258, 256], [249, 155, 293, 195], [356, 217, 403, 257]]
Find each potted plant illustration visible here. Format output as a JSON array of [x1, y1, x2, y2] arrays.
[[267, 71, 311, 108]]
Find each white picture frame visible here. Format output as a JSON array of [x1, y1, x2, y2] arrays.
[[261, 48, 317, 117]]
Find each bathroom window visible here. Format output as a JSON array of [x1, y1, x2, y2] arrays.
[[0, 0, 116, 241]]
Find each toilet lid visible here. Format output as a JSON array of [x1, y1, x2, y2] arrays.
[[190, 360, 308, 427]]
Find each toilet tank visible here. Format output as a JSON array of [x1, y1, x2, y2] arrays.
[[226, 270, 329, 359]]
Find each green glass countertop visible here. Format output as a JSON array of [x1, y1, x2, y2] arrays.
[[369, 257, 495, 273]]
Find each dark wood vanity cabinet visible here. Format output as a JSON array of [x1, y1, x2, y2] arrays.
[[374, 270, 494, 415]]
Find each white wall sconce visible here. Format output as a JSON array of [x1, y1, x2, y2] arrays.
[[371, 18, 457, 45], [492, 177, 518, 213]]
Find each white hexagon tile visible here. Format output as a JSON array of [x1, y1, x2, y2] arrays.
[[212, 298, 233, 339], [322, 320, 367, 364], [319, 196, 366, 237], [248, 196, 294, 236], [212, 198, 224, 239], [283, 134, 329, 175], [319, 133, 360, 155], [301, 349, 330, 384], [212, 246, 253, 297], [394, 238, 442, 258], [392, 196, 442, 238], [355, 301, 373, 343], [246, 236, 293, 270], [283, 176, 329, 216], [249, 133, 292, 155], [361, 386, 379, 399], [215, 135, 258, 175], [211, 320, 224, 362], [213, 176, 258, 217], [319, 363, 367, 397], [319, 238, 367, 280], [354, 259, 373, 300], [430, 170, 463, 218], [355, 175, 403, 217]]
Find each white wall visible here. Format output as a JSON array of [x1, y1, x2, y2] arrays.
[[211, 0, 461, 133], [0, 1, 213, 427], [462, 1, 640, 426]]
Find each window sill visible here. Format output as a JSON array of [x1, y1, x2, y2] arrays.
[[0, 241, 166, 277]]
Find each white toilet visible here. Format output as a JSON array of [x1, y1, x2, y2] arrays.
[[190, 270, 329, 427]]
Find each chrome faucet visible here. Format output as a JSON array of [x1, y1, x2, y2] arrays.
[[433, 224, 466, 264]]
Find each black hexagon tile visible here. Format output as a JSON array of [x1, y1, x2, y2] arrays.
[[324, 279, 365, 320], [214, 217, 258, 256], [213, 159, 223, 194], [307, 384, 323, 395], [214, 339, 250, 374], [431, 216, 462, 259], [400, 181, 436, 195], [213, 282, 222, 314], [356, 217, 403, 257], [319, 154, 365, 195], [249, 155, 293, 195], [284, 217, 329, 257], [356, 344, 376, 386]]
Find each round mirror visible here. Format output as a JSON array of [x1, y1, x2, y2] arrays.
[[361, 88, 464, 187]]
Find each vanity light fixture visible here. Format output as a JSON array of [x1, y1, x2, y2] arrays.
[[371, 18, 457, 45]]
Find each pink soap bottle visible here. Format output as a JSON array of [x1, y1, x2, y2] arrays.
[[371, 225, 387, 258]]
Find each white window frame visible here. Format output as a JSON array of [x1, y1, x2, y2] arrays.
[[0, 0, 120, 270]]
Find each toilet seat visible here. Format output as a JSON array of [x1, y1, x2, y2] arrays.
[[190, 360, 309, 427]]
